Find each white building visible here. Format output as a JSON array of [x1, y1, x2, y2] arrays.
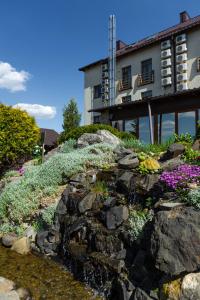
[[79, 11, 200, 143]]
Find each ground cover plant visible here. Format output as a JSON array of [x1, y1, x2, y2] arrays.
[[0, 143, 115, 233], [128, 209, 153, 240]]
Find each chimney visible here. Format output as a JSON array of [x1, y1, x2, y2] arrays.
[[180, 11, 190, 23], [116, 40, 127, 51]]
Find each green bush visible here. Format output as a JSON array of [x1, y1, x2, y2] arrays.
[[173, 133, 193, 146], [0, 143, 115, 233], [182, 147, 200, 164], [59, 139, 76, 153], [0, 104, 40, 166], [184, 188, 200, 209], [128, 209, 153, 240], [59, 124, 134, 143]]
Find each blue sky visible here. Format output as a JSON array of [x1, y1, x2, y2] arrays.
[[0, 0, 199, 132]]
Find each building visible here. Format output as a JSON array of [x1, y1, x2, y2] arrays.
[[79, 11, 200, 143], [40, 128, 59, 152]]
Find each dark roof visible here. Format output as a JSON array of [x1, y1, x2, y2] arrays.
[[79, 13, 200, 71], [89, 87, 200, 113], [40, 128, 59, 146]]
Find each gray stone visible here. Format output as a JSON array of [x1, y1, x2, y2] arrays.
[[78, 192, 97, 213], [106, 206, 129, 230], [158, 202, 185, 210], [167, 143, 185, 159], [192, 139, 200, 151], [181, 272, 200, 300], [117, 171, 134, 195], [118, 154, 139, 170], [134, 288, 153, 300], [160, 157, 184, 171], [0, 291, 20, 300], [1, 234, 17, 248], [132, 174, 160, 194], [77, 130, 121, 148], [24, 226, 36, 242], [151, 207, 200, 276], [96, 130, 121, 145], [0, 278, 15, 293]]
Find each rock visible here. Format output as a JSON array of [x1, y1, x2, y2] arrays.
[[0, 291, 20, 300], [160, 157, 184, 171], [24, 226, 36, 242], [151, 207, 200, 276], [181, 272, 200, 300], [11, 237, 30, 255], [16, 288, 31, 300], [134, 288, 153, 300], [1, 234, 17, 248], [131, 174, 160, 194], [114, 147, 134, 161], [106, 206, 129, 230], [0, 278, 15, 293], [111, 279, 133, 300], [118, 154, 139, 170], [78, 192, 97, 213], [77, 130, 121, 148], [157, 202, 185, 210], [162, 143, 185, 160], [103, 197, 116, 208], [192, 139, 200, 151], [117, 171, 134, 195]]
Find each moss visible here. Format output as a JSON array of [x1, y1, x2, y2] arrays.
[[161, 278, 182, 300]]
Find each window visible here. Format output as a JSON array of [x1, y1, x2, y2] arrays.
[[138, 59, 154, 86], [141, 90, 152, 99], [119, 66, 132, 91], [124, 119, 137, 134], [122, 95, 131, 103], [178, 111, 195, 137], [139, 116, 154, 144], [158, 113, 175, 143], [93, 85, 101, 99], [93, 115, 100, 124]]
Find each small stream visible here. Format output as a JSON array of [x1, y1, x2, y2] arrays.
[[0, 245, 101, 300]]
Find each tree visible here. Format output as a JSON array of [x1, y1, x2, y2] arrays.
[[0, 104, 40, 167], [62, 99, 81, 132]]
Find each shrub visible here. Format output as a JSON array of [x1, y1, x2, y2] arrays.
[[160, 164, 200, 191], [59, 139, 76, 153], [138, 158, 160, 174], [0, 104, 40, 166], [41, 203, 57, 225], [128, 209, 153, 240], [173, 133, 193, 146], [182, 147, 200, 164], [184, 188, 200, 209], [0, 143, 115, 233], [59, 124, 134, 143]]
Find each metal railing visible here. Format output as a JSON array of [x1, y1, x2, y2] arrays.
[[118, 79, 132, 91], [138, 71, 154, 86]]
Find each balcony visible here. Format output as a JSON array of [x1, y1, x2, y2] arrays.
[[138, 71, 154, 86], [118, 79, 132, 91]]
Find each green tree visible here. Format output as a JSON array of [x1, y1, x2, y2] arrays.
[[62, 99, 81, 132], [0, 104, 40, 166]]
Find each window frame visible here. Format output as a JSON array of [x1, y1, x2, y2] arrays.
[[93, 84, 102, 99]]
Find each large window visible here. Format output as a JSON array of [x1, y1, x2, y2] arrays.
[[93, 84, 101, 99], [124, 119, 137, 134], [139, 116, 154, 144], [158, 113, 175, 143], [178, 111, 196, 137], [119, 66, 132, 91]]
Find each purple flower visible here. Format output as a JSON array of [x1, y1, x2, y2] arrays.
[[18, 167, 25, 176]]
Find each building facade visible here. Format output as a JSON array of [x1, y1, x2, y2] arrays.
[[79, 11, 200, 143]]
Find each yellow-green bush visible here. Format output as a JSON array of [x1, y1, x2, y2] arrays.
[[139, 158, 160, 174], [160, 278, 182, 300], [0, 104, 40, 166]]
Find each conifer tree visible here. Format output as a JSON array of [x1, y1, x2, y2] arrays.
[[62, 99, 81, 132]]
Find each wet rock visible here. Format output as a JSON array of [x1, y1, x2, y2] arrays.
[[106, 206, 129, 230], [111, 279, 134, 300], [11, 237, 30, 255], [181, 272, 200, 300], [1, 234, 17, 248], [55, 188, 69, 215], [0, 277, 15, 293], [151, 207, 200, 276], [78, 192, 97, 213], [118, 154, 139, 170]]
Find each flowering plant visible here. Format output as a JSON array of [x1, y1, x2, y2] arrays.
[[160, 164, 200, 191], [18, 167, 25, 176]]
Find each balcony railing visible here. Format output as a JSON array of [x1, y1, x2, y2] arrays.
[[138, 71, 154, 86], [118, 79, 132, 91]]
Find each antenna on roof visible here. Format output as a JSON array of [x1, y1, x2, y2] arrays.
[[109, 15, 116, 106]]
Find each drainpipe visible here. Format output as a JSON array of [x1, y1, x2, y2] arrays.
[[172, 35, 177, 93], [147, 100, 154, 144]]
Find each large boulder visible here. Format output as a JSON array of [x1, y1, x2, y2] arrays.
[[118, 154, 139, 170], [161, 143, 185, 160], [78, 192, 97, 213], [11, 237, 30, 255], [105, 206, 129, 230], [77, 130, 121, 148], [1, 234, 18, 248], [181, 272, 200, 300], [151, 207, 200, 276]]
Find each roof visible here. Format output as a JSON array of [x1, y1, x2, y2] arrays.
[[40, 128, 59, 146], [79, 13, 200, 71], [89, 87, 200, 113]]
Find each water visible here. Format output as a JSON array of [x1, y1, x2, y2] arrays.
[[0, 245, 101, 300]]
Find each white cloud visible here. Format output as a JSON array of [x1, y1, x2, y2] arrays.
[[13, 103, 56, 119], [0, 61, 30, 92]]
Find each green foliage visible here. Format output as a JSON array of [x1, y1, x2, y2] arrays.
[[0, 104, 40, 166], [123, 137, 173, 154], [173, 133, 193, 146], [59, 124, 134, 143], [128, 209, 153, 240], [91, 181, 108, 197], [59, 139, 76, 153], [0, 143, 115, 232], [62, 99, 81, 133], [3, 170, 20, 179], [182, 147, 200, 164], [183, 188, 200, 209], [196, 122, 200, 139], [41, 203, 57, 225]]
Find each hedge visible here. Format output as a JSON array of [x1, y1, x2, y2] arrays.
[[59, 124, 134, 143]]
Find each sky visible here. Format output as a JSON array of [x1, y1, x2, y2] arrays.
[[0, 0, 199, 132]]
